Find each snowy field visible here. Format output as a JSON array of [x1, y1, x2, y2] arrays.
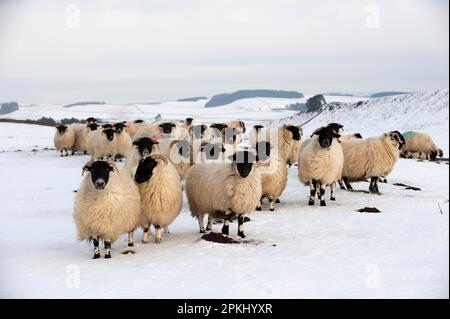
[[0, 91, 449, 299]]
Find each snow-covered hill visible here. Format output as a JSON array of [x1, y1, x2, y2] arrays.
[[272, 89, 449, 155]]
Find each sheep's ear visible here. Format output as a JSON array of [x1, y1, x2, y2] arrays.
[[151, 154, 169, 165], [106, 160, 118, 172], [311, 127, 323, 137], [81, 162, 93, 176]]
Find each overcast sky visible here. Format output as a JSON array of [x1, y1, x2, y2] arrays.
[[0, 0, 448, 104]]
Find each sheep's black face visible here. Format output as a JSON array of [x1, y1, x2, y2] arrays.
[[87, 123, 98, 131], [86, 161, 114, 190], [185, 118, 194, 126], [253, 125, 264, 132], [113, 122, 126, 134], [192, 125, 207, 139], [159, 122, 176, 134], [135, 157, 158, 184], [314, 126, 340, 149], [286, 125, 301, 141], [231, 151, 256, 178], [223, 128, 237, 144], [389, 131, 406, 150], [103, 128, 115, 141], [134, 119, 144, 123], [354, 133, 363, 139], [86, 117, 97, 124], [133, 137, 158, 157], [56, 125, 67, 134], [255, 141, 271, 161], [202, 143, 225, 160]]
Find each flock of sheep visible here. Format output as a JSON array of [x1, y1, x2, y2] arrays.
[[53, 116, 444, 258]]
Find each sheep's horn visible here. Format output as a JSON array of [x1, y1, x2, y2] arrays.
[[310, 126, 324, 137], [169, 139, 181, 149], [106, 160, 119, 173]]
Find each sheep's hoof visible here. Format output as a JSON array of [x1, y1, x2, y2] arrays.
[[104, 254, 111, 259], [330, 197, 336, 201], [320, 201, 326, 207], [238, 231, 246, 238], [270, 208, 275, 212], [308, 200, 315, 206], [199, 229, 206, 234], [275, 199, 281, 204], [93, 253, 100, 259], [256, 206, 262, 211], [155, 238, 161, 244]]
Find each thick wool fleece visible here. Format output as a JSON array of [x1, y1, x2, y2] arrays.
[[138, 156, 183, 228], [298, 135, 343, 186], [341, 133, 401, 182], [73, 169, 141, 243]]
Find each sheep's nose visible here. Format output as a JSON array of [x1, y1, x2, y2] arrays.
[[95, 180, 105, 189], [322, 139, 331, 147]]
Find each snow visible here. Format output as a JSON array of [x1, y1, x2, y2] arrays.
[[0, 90, 448, 298]]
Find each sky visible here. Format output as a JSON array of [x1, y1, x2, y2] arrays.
[[0, 0, 448, 104]]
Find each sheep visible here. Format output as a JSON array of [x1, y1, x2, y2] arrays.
[[70, 123, 91, 154], [86, 127, 116, 160], [272, 124, 302, 163], [255, 141, 288, 211], [113, 122, 132, 161], [284, 125, 304, 167], [124, 137, 160, 174], [341, 131, 405, 193], [298, 124, 344, 206], [73, 160, 141, 258], [54, 124, 76, 156], [400, 131, 444, 160], [185, 150, 262, 238], [134, 154, 183, 244], [156, 120, 179, 138]]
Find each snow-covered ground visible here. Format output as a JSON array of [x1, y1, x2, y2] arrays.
[[0, 90, 448, 298]]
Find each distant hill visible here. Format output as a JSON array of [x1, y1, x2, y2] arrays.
[[63, 101, 106, 108], [370, 92, 411, 98], [205, 90, 304, 107], [0, 101, 19, 115], [177, 96, 207, 102]]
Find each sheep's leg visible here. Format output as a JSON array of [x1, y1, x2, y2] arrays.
[[319, 184, 326, 206], [330, 182, 336, 201], [276, 198, 281, 204], [65, 149, 69, 157], [142, 224, 151, 243], [206, 216, 213, 232], [369, 177, 379, 193], [92, 237, 100, 259], [269, 197, 275, 211], [338, 179, 346, 190], [237, 214, 246, 238], [221, 217, 231, 236], [71, 149, 76, 156], [155, 225, 162, 244], [309, 181, 316, 206], [198, 214, 206, 233], [104, 241, 112, 259], [60, 150, 64, 157], [343, 178, 353, 190], [256, 198, 262, 211]]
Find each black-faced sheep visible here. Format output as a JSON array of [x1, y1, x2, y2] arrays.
[[54, 125, 76, 156], [341, 131, 405, 193], [400, 131, 443, 160], [86, 127, 116, 160], [185, 150, 262, 238], [73, 160, 141, 258], [113, 122, 132, 161], [134, 154, 183, 244], [298, 125, 343, 206]]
